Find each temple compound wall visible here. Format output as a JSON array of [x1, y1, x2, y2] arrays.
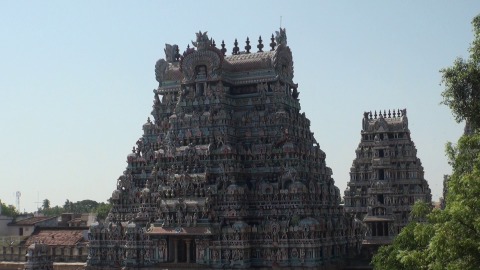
[[343, 110, 432, 253], [86, 30, 363, 269]]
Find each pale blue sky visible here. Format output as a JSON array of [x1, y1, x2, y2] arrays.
[[1, 1, 478, 212]]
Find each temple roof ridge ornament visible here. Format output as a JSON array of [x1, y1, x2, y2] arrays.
[[364, 108, 407, 120], [362, 108, 409, 131], [192, 31, 211, 50], [275, 28, 287, 46], [164, 44, 179, 63]]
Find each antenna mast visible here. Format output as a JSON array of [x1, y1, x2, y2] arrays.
[[15, 191, 21, 213], [34, 192, 42, 211]]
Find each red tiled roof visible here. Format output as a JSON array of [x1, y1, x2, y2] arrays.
[[10, 216, 57, 226], [25, 229, 86, 246]]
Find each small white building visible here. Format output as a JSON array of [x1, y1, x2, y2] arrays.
[[7, 216, 58, 237]]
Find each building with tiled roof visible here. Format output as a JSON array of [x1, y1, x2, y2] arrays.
[[8, 216, 58, 237], [0, 223, 89, 263], [25, 227, 88, 262], [25, 228, 86, 246]]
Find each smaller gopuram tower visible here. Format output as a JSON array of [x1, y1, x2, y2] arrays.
[[343, 110, 431, 250]]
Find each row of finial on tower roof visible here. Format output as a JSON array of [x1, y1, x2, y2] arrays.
[[166, 34, 282, 62], [185, 34, 279, 56], [365, 109, 406, 120], [225, 34, 278, 55]]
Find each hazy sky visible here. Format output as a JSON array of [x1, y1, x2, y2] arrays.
[[1, 1, 478, 212]]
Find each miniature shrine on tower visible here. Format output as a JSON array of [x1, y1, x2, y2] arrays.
[[86, 29, 363, 269]]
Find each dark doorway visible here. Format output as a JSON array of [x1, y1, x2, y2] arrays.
[[190, 240, 196, 263], [377, 194, 384, 204], [178, 239, 187, 262]]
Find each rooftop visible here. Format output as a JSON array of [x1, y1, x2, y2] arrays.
[[9, 216, 57, 226], [25, 228, 87, 246]]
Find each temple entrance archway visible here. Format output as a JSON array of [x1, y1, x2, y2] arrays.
[[166, 237, 196, 263]]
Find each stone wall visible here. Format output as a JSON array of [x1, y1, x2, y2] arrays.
[[0, 246, 27, 262], [0, 246, 87, 262], [0, 262, 85, 270]]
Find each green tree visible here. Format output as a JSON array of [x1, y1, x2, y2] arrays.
[[373, 14, 480, 270], [63, 199, 71, 212], [441, 15, 480, 131], [0, 201, 18, 217], [70, 199, 99, 213], [42, 205, 64, 216], [372, 201, 437, 270], [427, 134, 480, 269], [373, 120, 480, 270], [42, 199, 50, 210], [93, 202, 112, 221]]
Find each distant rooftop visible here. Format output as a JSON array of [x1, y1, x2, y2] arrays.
[[25, 228, 87, 246], [9, 216, 57, 226]]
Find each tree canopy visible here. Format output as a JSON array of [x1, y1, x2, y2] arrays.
[[373, 134, 480, 270], [42, 199, 50, 209], [0, 201, 18, 217], [373, 14, 480, 270], [93, 202, 112, 221], [41, 199, 110, 219], [441, 15, 480, 131]]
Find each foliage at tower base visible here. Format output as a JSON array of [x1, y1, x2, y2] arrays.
[[372, 134, 480, 270]]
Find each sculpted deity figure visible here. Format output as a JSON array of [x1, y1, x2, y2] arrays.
[[275, 28, 287, 45], [198, 247, 205, 260], [193, 212, 198, 225], [212, 250, 219, 261], [191, 31, 211, 49], [281, 248, 287, 260], [232, 249, 240, 261], [159, 239, 167, 259], [223, 249, 231, 260], [176, 210, 183, 225], [164, 44, 178, 62], [300, 248, 305, 260], [186, 213, 192, 226], [155, 59, 168, 85], [144, 248, 151, 263], [276, 249, 282, 261]]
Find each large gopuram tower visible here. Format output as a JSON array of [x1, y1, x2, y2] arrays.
[[87, 30, 362, 269], [343, 110, 431, 251]]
